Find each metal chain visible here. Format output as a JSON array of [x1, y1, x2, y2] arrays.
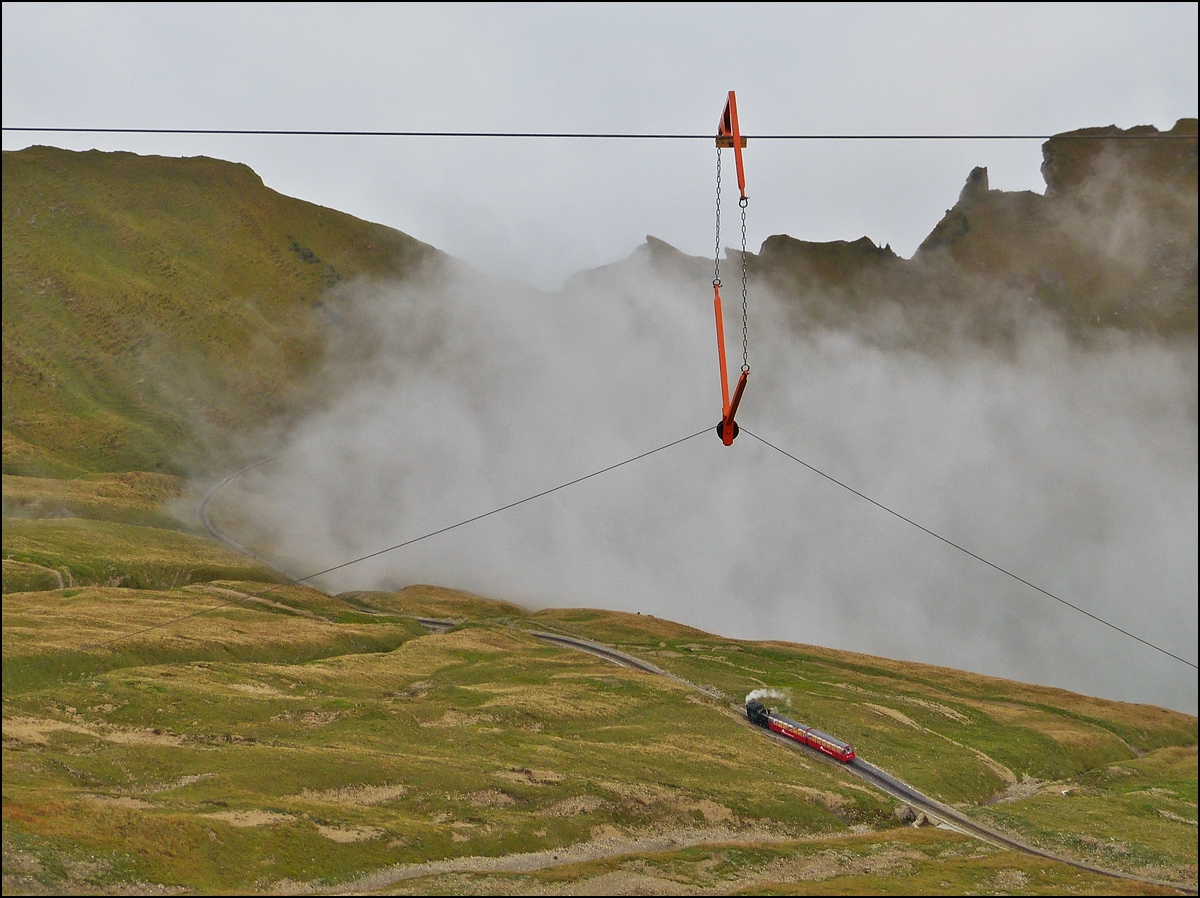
[[713, 149, 722, 286], [740, 196, 749, 371]]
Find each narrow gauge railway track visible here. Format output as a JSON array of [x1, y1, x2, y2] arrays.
[[530, 631, 677, 678], [535, 630, 1197, 895], [193, 469, 1195, 895], [849, 759, 1196, 893], [197, 457, 289, 576]]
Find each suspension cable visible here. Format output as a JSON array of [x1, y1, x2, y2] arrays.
[[713, 148, 722, 288], [743, 427, 1198, 671], [73, 427, 712, 653], [3, 126, 1195, 140], [740, 196, 749, 372]]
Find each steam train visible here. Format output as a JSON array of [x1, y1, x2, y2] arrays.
[[746, 699, 856, 763]]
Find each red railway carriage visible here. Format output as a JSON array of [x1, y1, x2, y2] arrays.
[[746, 699, 856, 762]]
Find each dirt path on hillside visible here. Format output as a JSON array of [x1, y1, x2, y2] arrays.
[[332, 825, 797, 894]]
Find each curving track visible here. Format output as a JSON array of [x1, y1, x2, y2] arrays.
[[196, 457, 288, 575], [197, 468, 1195, 895], [530, 631, 673, 677], [534, 630, 1197, 895]]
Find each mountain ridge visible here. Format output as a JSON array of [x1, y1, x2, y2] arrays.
[[608, 118, 1198, 344], [2, 127, 1196, 894]]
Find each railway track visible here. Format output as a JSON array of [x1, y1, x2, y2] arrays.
[[196, 468, 1194, 894], [534, 629, 1197, 895], [196, 457, 289, 577], [530, 631, 675, 677], [849, 759, 1196, 892]]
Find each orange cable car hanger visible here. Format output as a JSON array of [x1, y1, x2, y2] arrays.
[[712, 91, 749, 446]]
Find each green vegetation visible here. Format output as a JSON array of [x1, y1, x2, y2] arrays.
[[2, 517, 284, 592], [3, 145, 440, 477], [528, 608, 1196, 881], [4, 585, 1195, 893], [974, 747, 1200, 884], [3, 142, 1196, 893], [3, 471, 186, 529]]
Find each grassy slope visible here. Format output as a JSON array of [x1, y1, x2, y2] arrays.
[[3, 145, 1196, 894], [2, 585, 1195, 894], [2, 143, 440, 597], [3, 145, 439, 477]]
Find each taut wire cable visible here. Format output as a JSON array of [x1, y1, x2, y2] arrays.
[[74, 427, 711, 653], [743, 427, 1197, 671], [3, 127, 1196, 140]]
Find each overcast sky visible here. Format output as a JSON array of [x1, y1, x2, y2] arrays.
[[4, 3, 1197, 707], [3, 2, 1197, 288]]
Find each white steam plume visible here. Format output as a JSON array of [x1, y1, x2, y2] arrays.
[[745, 688, 792, 706]]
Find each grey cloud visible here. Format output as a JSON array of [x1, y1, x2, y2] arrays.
[[209, 248, 1197, 714]]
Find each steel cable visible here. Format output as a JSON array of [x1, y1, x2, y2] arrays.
[[73, 427, 712, 653], [4, 127, 1195, 140], [743, 427, 1198, 670]]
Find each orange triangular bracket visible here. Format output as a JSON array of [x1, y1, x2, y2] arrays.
[[715, 91, 747, 199]]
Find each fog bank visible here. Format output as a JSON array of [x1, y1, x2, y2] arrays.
[[212, 250, 1198, 713]]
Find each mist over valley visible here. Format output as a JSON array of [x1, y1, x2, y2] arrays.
[[3, 121, 1197, 896], [208, 123, 1198, 713]]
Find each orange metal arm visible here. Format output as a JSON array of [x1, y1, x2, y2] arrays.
[[714, 90, 749, 446], [727, 368, 748, 423], [713, 282, 731, 416]]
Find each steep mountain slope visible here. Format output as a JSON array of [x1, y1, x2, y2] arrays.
[[3, 134, 1196, 894], [915, 119, 1198, 334], [3, 146, 442, 477]]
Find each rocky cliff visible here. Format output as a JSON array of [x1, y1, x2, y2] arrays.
[[752, 119, 1198, 341]]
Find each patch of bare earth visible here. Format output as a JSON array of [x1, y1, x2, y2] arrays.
[[83, 795, 157, 810], [988, 775, 1053, 804], [201, 810, 292, 828], [546, 795, 602, 817], [297, 783, 407, 805], [3, 716, 183, 747], [755, 843, 926, 884], [778, 784, 853, 813], [316, 825, 384, 844], [494, 767, 562, 786], [420, 710, 495, 728], [337, 825, 796, 893]]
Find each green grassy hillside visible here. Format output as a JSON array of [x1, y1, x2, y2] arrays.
[[3, 145, 441, 478], [3, 143, 1196, 894], [3, 584, 1195, 893]]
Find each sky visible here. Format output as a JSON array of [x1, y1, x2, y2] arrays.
[[4, 3, 1198, 710], [3, 2, 1198, 288]]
